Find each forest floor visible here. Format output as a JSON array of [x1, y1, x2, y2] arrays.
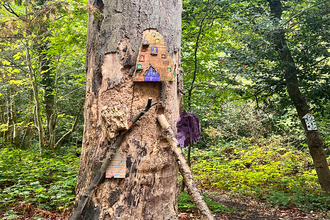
[[1, 191, 329, 220], [179, 190, 330, 220]]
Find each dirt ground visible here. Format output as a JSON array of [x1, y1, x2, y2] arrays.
[[180, 191, 329, 220], [1, 191, 329, 220]]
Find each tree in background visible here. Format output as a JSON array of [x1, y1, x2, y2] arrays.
[[181, 0, 330, 193], [0, 0, 87, 150]]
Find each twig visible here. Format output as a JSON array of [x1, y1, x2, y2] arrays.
[[157, 114, 215, 220], [69, 98, 157, 220]]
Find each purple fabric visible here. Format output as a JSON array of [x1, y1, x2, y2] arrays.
[[176, 111, 200, 147]]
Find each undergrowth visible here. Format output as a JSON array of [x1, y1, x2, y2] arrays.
[[0, 148, 79, 215], [191, 135, 330, 210], [178, 192, 232, 213], [1, 134, 330, 218]]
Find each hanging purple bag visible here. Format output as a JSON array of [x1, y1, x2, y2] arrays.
[[176, 110, 200, 147]]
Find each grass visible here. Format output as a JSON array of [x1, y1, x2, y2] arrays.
[[178, 192, 232, 213], [191, 135, 330, 210]]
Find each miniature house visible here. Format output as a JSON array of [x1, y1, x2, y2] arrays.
[[302, 113, 318, 131], [133, 30, 175, 82]]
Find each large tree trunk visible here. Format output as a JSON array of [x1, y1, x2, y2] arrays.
[[268, 0, 330, 194], [74, 0, 182, 219]]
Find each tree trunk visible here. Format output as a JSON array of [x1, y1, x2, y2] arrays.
[[268, 0, 330, 194], [39, 43, 56, 148], [74, 0, 182, 219], [9, 86, 19, 148], [0, 98, 6, 144]]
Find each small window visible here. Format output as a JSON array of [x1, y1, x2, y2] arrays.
[[139, 55, 145, 62], [142, 40, 149, 45], [155, 39, 160, 43], [151, 47, 158, 55], [141, 46, 147, 52], [167, 67, 172, 72], [137, 64, 143, 69], [161, 54, 166, 59]]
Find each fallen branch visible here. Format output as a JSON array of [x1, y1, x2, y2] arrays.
[[157, 114, 215, 220], [69, 98, 157, 220]]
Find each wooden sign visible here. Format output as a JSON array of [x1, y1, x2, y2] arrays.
[[106, 153, 126, 178], [133, 30, 175, 81], [302, 113, 318, 131]]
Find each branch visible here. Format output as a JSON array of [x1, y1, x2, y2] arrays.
[[53, 98, 85, 150], [1, 3, 20, 18], [283, 0, 328, 26], [157, 114, 215, 220], [69, 98, 157, 220], [187, 12, 208, 111]]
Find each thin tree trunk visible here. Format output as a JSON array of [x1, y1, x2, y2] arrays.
[[54, 99, 84, 150], [4, 89, 11, 146], [38, 42, 56, 148], [9, 87, 19, 148], [25, 1, 44, 150], [0, 98, 6, 145], [26, 44, 44, 150], [0, 99, 5, 125], [74, 0, 182, 219], [268, 0, 330, 194], [187, 14, 207, 111]]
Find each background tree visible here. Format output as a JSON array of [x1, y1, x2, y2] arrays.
[[0, 0, 87, 150], [181, 0, 330, 193]]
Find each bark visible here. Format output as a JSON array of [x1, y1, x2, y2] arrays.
[[9, 87, 19, 148], [74, 0, 182, 219], [268, 0, 330, 194], [26, 43, 44, 150], [0, 99, 5, 126], [157, 114, 215, 220], [4, 89, 11, 146], [24, 3, 44, 150], [40, 46, 56, 148], [70, 98, 157, 220]]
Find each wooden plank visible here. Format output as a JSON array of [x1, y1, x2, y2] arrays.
[[106, 153, 126, 178]]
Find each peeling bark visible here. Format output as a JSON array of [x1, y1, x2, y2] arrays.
[[75, 0, 182, 219]]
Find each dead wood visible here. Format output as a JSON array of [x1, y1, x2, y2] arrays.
[[69, 98, 156, 220], [157, 114, 215, 220]]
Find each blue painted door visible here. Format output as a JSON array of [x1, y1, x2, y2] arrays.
[[145, 67, 160, 81]]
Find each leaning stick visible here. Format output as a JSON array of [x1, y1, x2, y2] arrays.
[[69, 98, 157, 220], [157, 114, 215, 220]]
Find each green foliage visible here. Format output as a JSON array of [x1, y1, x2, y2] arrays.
[[0, 148, 79, 212], [181, 0, 330, 151], [191, 136, 330, 210], [178, 192, 231, 213], [0, 0, 87, 150]]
